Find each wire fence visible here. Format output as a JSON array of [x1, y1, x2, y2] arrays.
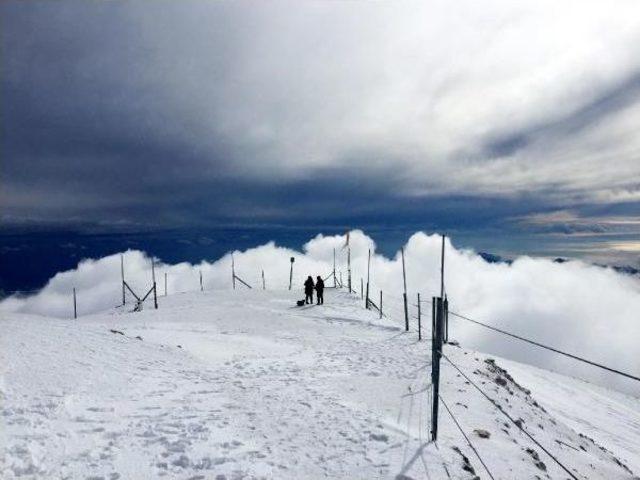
[[343, 240, 638, 480], [439, 349, 580, 480], [423, 293, 639, 478]]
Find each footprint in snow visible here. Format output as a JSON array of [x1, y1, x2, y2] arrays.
[[369, 433, 389, 442]]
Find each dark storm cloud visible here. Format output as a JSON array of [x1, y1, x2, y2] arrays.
[[2, 2, 246, 226], [2, 0, 640, 242]]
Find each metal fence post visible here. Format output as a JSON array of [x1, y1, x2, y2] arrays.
[[365, 249, 371, 309], [379, 290, 383, 319], [152, 258, 158, 309], [232, 253, 236, 290], [347, 246, 352, 293], [121, 254, 126, 306], [153, 282, 158, 309], [431, 297, 444, 441], [417, 293, 421, 341], [73, 287, 77, 319], [402, 248, 409, 332], [333, 248, 337, 288], [444, 295, 449, 343], [432, 296, 436, 333], [289, 257, 295, 290], [440, 235, 446, 299]]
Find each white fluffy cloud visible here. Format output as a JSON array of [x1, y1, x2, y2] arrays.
[[3, 230, 640, 395]]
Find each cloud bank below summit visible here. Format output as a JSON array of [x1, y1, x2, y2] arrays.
[[3, 230, 640, 396]]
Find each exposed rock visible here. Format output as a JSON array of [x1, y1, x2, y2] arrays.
[[495, 376, 507, 387], [452, 446, 479, 479], [473, 429, 491, 439], [525, 448, 547, 472]]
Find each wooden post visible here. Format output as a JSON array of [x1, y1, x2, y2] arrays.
[[262, 270, 265, 290], [440, 235, 445, 299], [73, 287, 77, 319], [365, 249, 371, 309], [379, 290, 383, 319], [120, 254, 125, 306], [164, 272, 167, 297], [152, 258, 158, 309], [417, 293, 422, 341], [231, 253, 236, 290], [401, 247, 409, 332]]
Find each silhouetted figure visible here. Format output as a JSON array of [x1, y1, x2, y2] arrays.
[[315, 276, 324, 305], [304, 276, 314, 304]]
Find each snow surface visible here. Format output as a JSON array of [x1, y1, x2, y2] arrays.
[[1, 288, 639, 479]]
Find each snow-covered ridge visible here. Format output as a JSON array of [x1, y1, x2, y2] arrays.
[[2, 288, 639, 479]]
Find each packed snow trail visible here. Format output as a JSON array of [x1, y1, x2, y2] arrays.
[[1, 288, 639, 479]]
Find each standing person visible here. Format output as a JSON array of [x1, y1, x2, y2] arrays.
[[315, 276, 325, 305], [304, 276, 314, 304]]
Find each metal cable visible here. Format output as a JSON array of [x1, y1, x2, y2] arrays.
[[448, 310, 640, 382], [439, 351, 580, 480], [439, 394, 496, 480]]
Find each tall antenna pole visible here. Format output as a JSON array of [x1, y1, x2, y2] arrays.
[[120, 254, 125, 306], [401, 247, 409, 332], [440, 235, 446, 299]]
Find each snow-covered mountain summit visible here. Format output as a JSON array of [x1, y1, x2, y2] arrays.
[[2, 288, 639, 479]]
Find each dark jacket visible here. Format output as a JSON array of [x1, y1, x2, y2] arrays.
[[315, 278, 325, 292], [304, 277, 314, 293]]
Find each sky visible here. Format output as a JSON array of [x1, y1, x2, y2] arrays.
[[2, 0, 640, 266]]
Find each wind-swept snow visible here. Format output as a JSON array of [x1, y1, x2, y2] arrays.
[[1, 288, 639, 479]]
